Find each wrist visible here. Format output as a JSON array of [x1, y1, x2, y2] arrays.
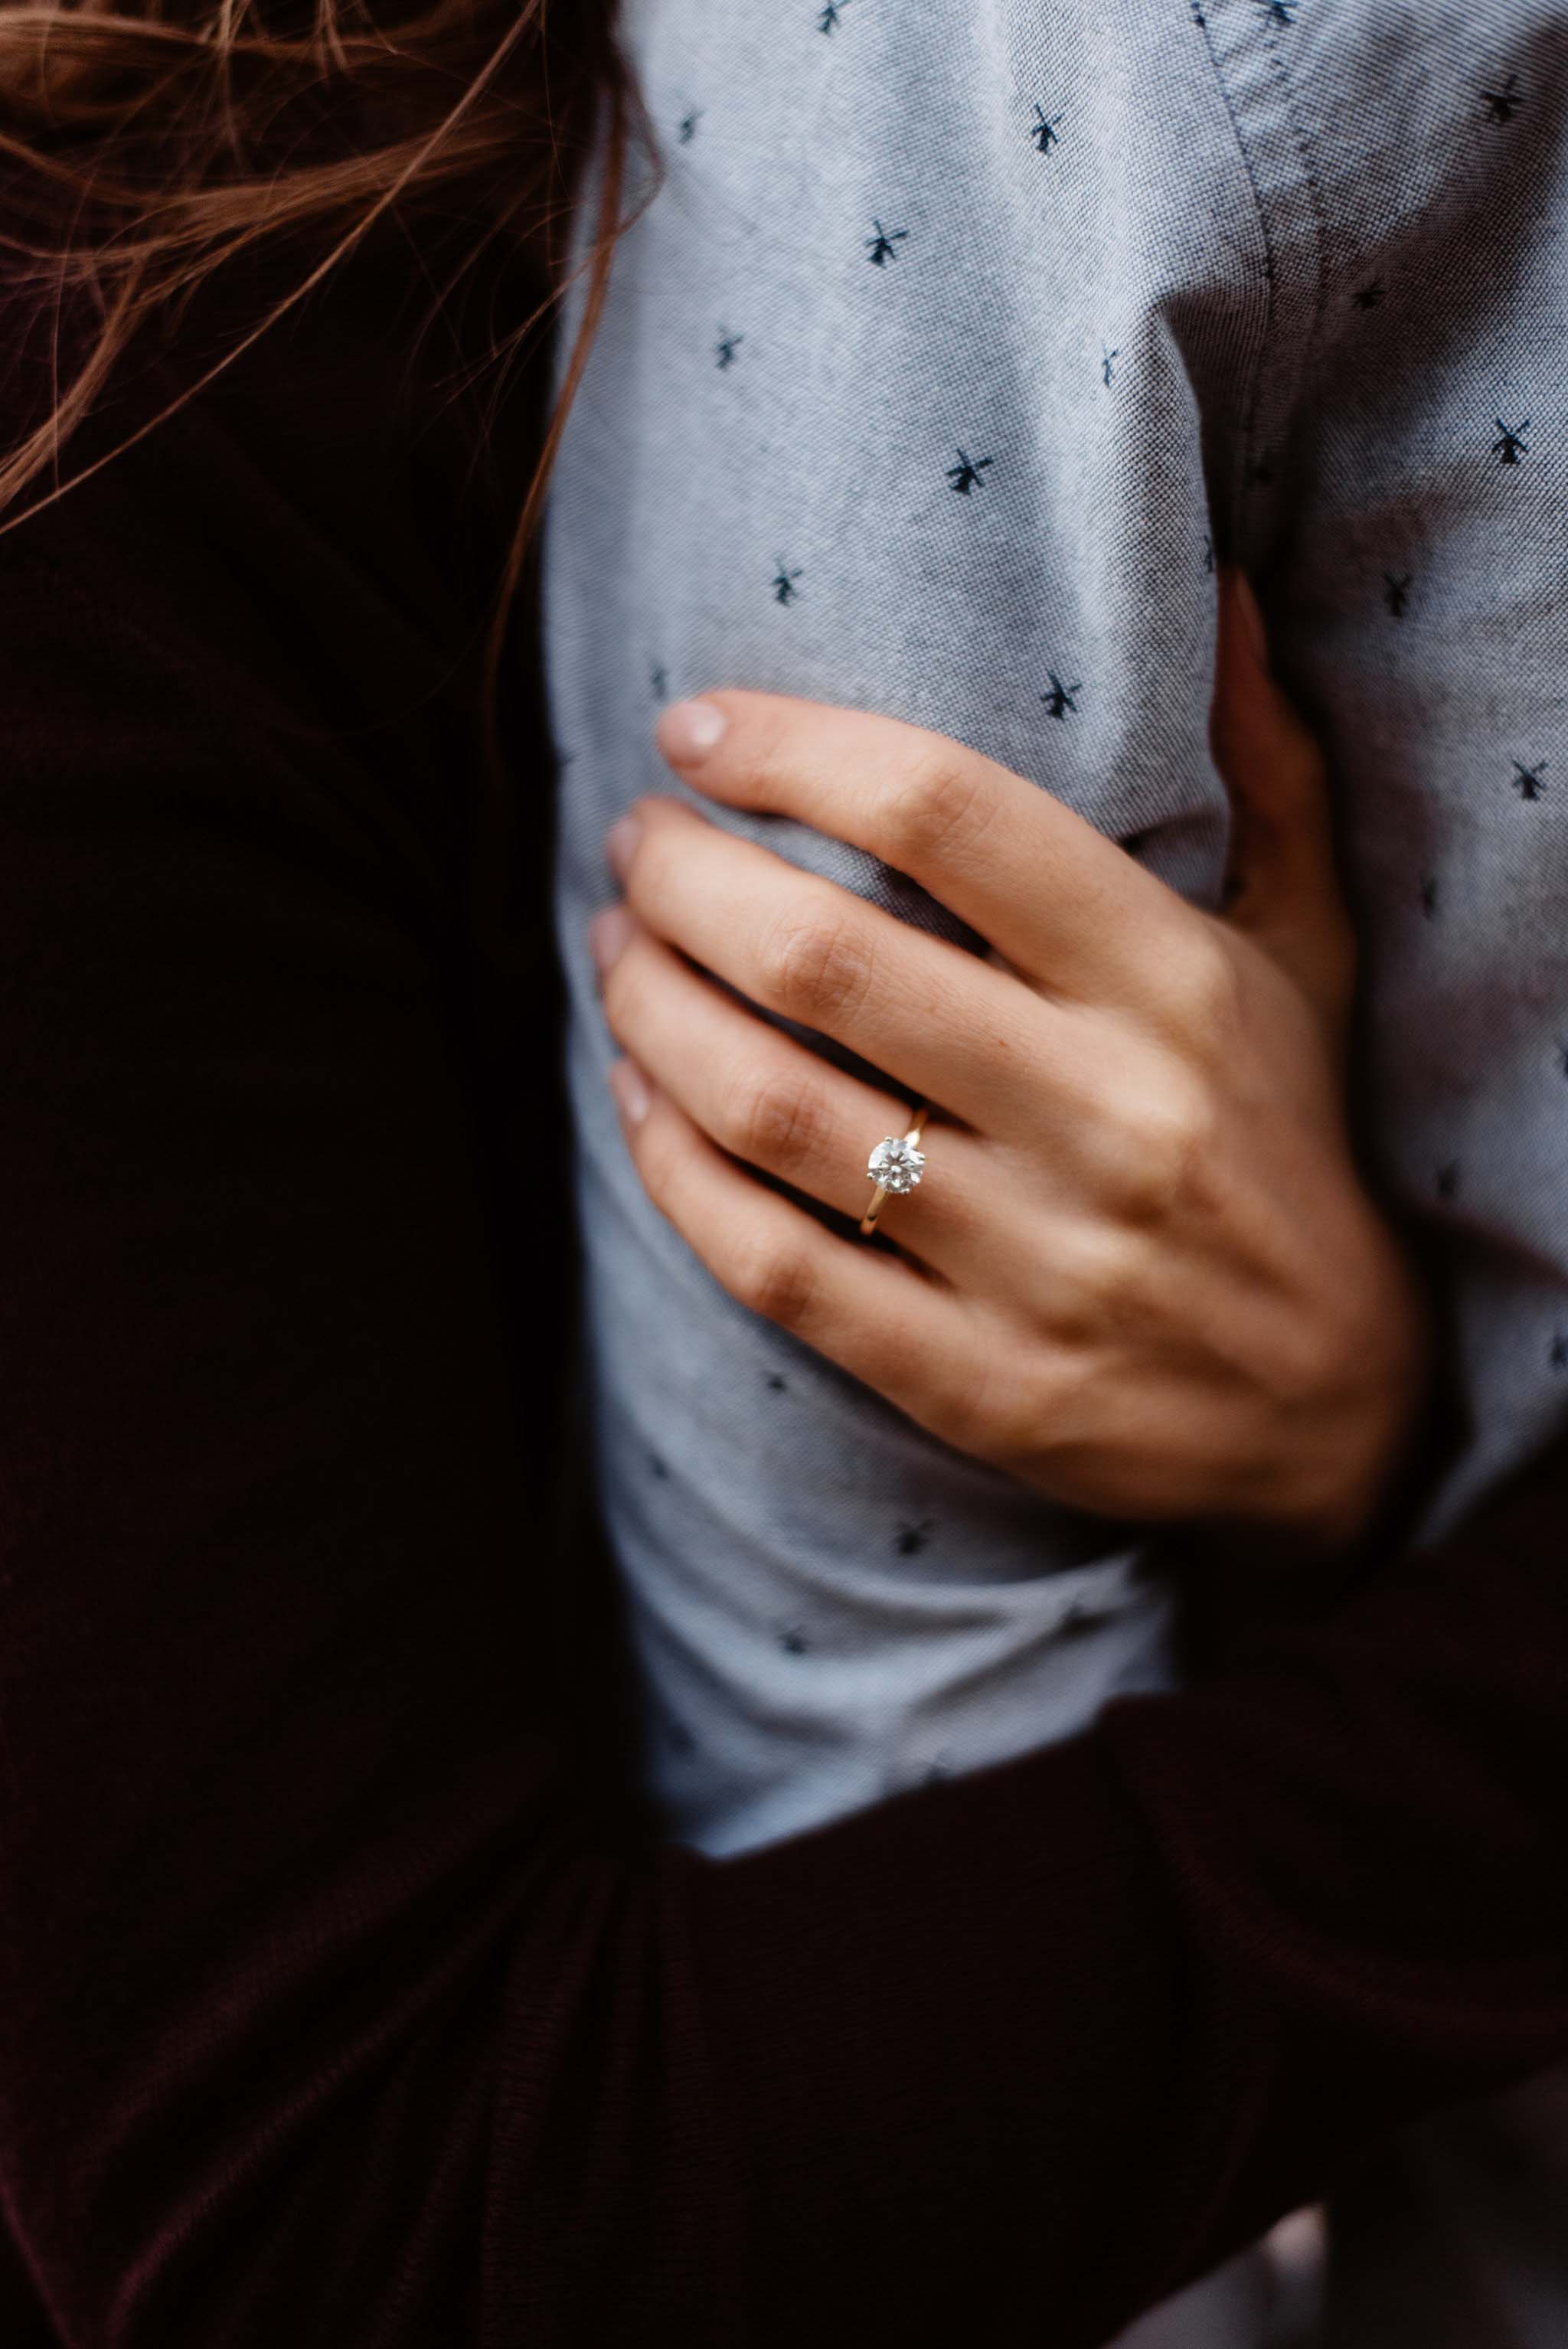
[[1288, 1275, 1451, 1568], [1207, 1250, 1442, 1572]]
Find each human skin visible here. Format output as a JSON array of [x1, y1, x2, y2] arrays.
[[588, 567, 1435, 1558]]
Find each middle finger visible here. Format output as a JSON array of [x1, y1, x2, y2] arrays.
[[610, 795, 1095, 1139]]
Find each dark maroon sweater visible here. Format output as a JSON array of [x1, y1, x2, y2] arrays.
[[1, 218, 1565, 2349]]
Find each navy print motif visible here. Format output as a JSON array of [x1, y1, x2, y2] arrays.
[[866, 217, 909, 266], [817, 0, 851, 31], [1254, 0, 1297, 25], [1101, 343, 1120, 387], [1421, 874, 1440, 916], [650, 661, 668, 700], [1513, 760, 1547, 800], [766, 1373, 788, 1391], [778, 1624, 810, 1655], [1552, 1331, 1568, 1373], [1353, 279, 1384, 309], [1481, 73, 1524, 124], [895, 1518, 935, 1557], [715, 327, 744, 368], [946, 447, 993, 493], [1385, 572, 1411, 616], [1493, 416, 1530, 465], [772, 557, 803, 604], [1031, 103, 1064, 153], [1040, 672, 1081, 719], [678, 106, 702, 144]]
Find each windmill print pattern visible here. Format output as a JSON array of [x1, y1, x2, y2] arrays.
[[542, 0, 1568, 2320], [865, 218, 908, 265], [946, 446, 992, 493]]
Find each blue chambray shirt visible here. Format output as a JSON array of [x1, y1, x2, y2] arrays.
[[541, 5, 1568, 2341]]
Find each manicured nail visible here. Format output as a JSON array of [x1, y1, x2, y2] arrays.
[[657, 697, 728, 764], [1232, 570, 1269, 668], [608, 1057, 651, 1126], [589, 903, 633, 978], [606, 814, 641, 882]]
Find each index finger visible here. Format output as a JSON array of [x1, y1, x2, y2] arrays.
[[652, 688, 1190, 1010]]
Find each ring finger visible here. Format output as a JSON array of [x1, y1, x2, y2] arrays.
[[593, 905, 997, 1279]]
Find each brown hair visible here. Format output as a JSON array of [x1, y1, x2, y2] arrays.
[[0, 0, 656, 769]]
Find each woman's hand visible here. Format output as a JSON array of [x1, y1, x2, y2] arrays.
[[589, 568, 1434, 1557]]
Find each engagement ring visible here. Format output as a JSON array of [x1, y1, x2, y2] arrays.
[[860, 1107, 930, 1237]]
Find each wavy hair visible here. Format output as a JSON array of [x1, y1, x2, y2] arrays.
[[0, 0, 656, 771]]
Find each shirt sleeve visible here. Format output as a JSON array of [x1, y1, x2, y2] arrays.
[[1, 276, 1565, 2349]]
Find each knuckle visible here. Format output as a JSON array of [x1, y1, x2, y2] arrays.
[[923, 1341, 1008, 1459], [632, 1111, 680, 1207], [884, 747, 990, 871], [598, 950, 640, 1043], [622, 826, 668, 920], [942, 1350, 1063, 1471], [1277, 1313, 1348, 1413], [1048, 1221, 1147, 1345], [1102, 1066, 1217, 1224], [1166, 928, 1243, 1047], [727, 1233, 819, 1331], [722, 1065, 830, 1174], [759, 904, 873, 1028]]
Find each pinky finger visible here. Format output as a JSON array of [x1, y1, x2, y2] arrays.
[[608, 1057, 974, 1431]]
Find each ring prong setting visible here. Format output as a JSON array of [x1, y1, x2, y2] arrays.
[[866, 1134, 926, 1195]]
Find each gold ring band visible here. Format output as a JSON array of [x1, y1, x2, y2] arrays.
[[860, 1104, 930, 1237]]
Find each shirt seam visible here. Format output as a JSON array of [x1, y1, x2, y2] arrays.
[[1186, 0, 1280, 551]]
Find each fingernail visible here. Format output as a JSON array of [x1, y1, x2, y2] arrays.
[[657, 697, 728, 764], [1232, 570, 1269, 668], [589, 903, 633, 978], [606, 814, 641, 882], [608, 1056, 651, 1126]]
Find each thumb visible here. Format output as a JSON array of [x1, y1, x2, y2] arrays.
[[1211, 564, 1357, 1049]]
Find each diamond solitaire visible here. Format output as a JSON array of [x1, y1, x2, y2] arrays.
[[866, 1134, 926, 1194], [860, 1105, 932, 1237]]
